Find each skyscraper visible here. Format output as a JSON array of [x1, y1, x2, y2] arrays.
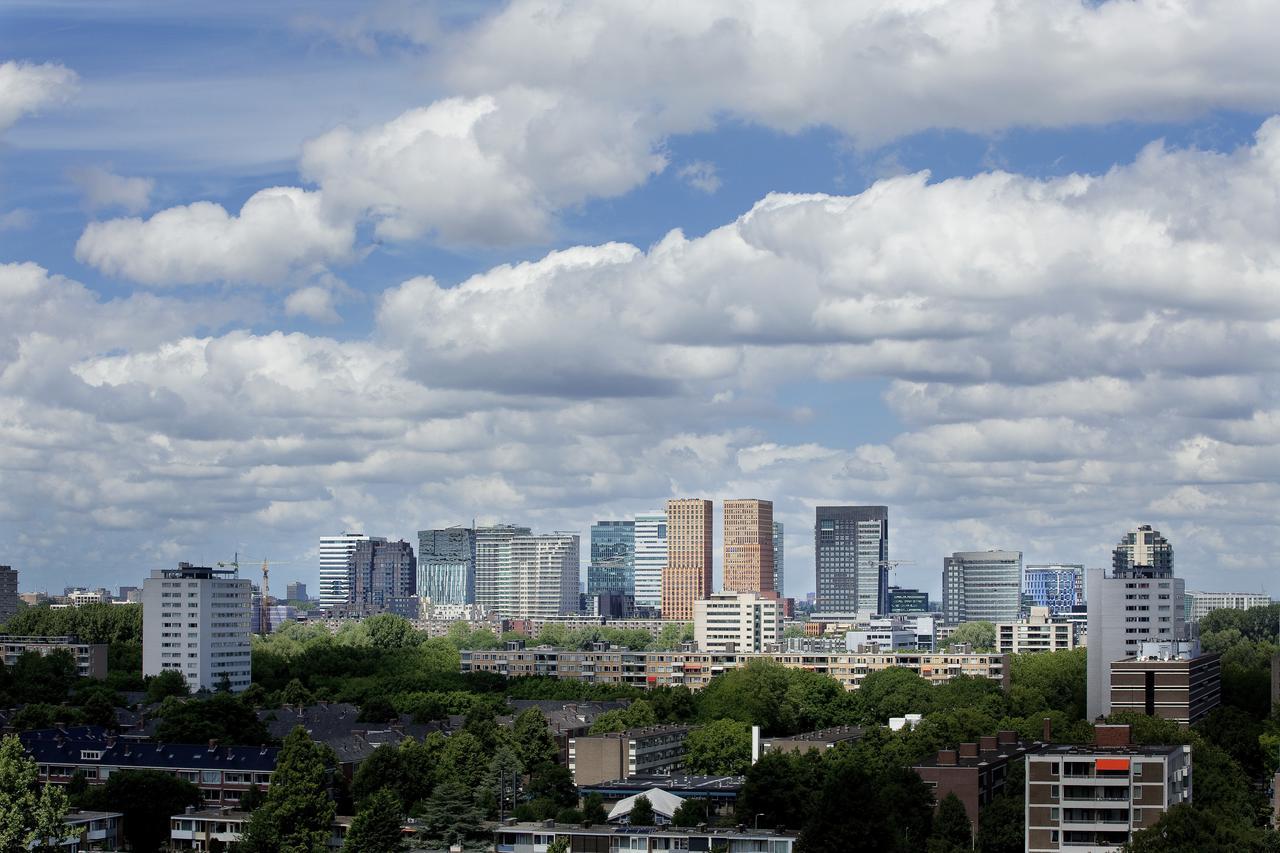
[[633, 510, 667, 611], [1112, 524, 1173, 575], [1088, 526, 1185, 720], [772, 521, 784, 597], [349, 538, 415, 608], [1023, 564, 1084, 615], [814, 506, 888, 614], [723, 499, 774, 595], [475, 524, 531, 613], [285, 581, 308, 602], [942, 550, 1024, 625], [143, 562, 252, 693], [663, 498, 713, 621], [587, 520, 635, 596], [0, 565, 17, 623], [418, 527, 476, 605], [319, 533, 369, 609], [508, 533, 580, 619]]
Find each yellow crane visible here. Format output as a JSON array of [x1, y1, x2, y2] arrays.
[[217, 554, 294, 635]]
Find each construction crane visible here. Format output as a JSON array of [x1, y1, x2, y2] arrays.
[[875, 559, 916, 586], [218, 554, 293, 636]]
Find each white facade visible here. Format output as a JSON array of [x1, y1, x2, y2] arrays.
[[943, 550, 1024, 625], [143, 564, 252, 693], [694, 590, 782, 653], [845, 618, 920, 652], [633, 510, 667, 611], [996, 606, 1076, 654], [318, 533, 368, 609], [1186, 591, 1271, 622], [66, 588, 110, 607], [1086, 567, 1186, 720], [475, 524, 531, 613], [505, 533, 580, 620]]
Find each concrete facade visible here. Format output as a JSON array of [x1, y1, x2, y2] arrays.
[[997, 607, 1076, 655], [142, 562, 252, 693], [568, 725, 691, 786], [694, 590, 782, 653]]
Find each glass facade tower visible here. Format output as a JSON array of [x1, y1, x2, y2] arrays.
[[814, 506, 888, 614], [587, 520, 635, 596]]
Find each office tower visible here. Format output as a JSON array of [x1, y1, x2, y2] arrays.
[[772, 522, 784, 597], [418, 527, 476, 605], [663, 499, 713, 621], [942, 550, 1024, 625], [887, 587, 930, 614], [319, 533, 369, 609], [117, 585, 141, 604], [1184, 591, 1272, 622], [475, 524, 532, 612], [1023, 564, 1084, 615], [506, 533, 580, 619], [143, 562, 252, 693], [285, 581, 307, 602], [633, 510, 667, 611], [1112, 524, 1173, 575], [723, 499, 774, 595], [695, 591, 782, 653], [1087, 526, 1185, 721], [0, 566, 18, 623], [349, 539, 415, 607], [814, 506, 888, 614], [587, 520, 635, 596]]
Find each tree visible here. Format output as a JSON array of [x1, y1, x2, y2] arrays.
[[582, 792, 607, 825], [654, 622, 694, 650], [927, 793, 971, 853], [79, 769, 200, 853], [590, 699, 658, 733], [628, 794, 655, 826], [1122, 802, 1277, 852], [11, 650, 77, 705], [526, 763, 577, 811], [546, 839, 570, 853], [239, 783, 265, 812], [685, 719, 751, 775], [853, 667, 935, 724], [0, 734, 70, 853], [357, 695, 398, 724], [486, 745, 523, 820], [420, 778, 484, 845], [942, 622, 996, 652], [438, 731, 488, 790], [145, 669, 188, 704], [352, 744, 408, 808], [154, 693, 273, 746], [342, 789, 406, 853], [671, 797, 708, 827], [239, 726, 337, 853], [512, 708, 560, 770], [280, 678, 314, 707], [364, 615, 421, 650]]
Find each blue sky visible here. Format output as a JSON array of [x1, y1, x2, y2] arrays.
[[2, 1, 1279, 601]]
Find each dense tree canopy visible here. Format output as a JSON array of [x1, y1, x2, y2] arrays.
[[79, 769, 200, 853], [240, 727, 337, 853], [0, 734, 70, 853]]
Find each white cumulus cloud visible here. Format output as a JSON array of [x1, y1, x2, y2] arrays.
[[0, 60, 77, 134]]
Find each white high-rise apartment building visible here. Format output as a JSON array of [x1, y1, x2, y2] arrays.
[[1185, 591, 1271, 622], [143, 563, 252, 693], [505, 533, 580, 620], [694, 591, 782, 654], [319, 533, 369, 609], [475, 524, 532, 613], [633, 510, 667, 611]]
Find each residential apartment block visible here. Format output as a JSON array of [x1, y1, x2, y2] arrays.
[[914, 730, 1039, 834], [722, 499, 774, 595], [568, 725, 692, 785], [1184, 590, 1272, 622], [996, 607, 1076, 655], [508, 532, 580, 620], [349, 538, 416, 609], [694, 590, 782, 653], [142, 562, 252, 693], [1025, 725, 1191, 852], [663, 499, 713, 620], [474, 524, 531, 614], [461, 645, 1009, 692], [0, 635, 107, 678], [1109, 640, 1221, 725]]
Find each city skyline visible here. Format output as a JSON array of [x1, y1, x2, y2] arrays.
[[3, 3, 1279, 603]]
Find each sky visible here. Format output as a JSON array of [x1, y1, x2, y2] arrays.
[[2, 0, 1279, 601]]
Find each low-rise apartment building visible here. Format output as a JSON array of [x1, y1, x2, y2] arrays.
[[1025, 724, 1191, 852], [52, 810, 124, 852], [170, 807, 354, 850], [21, 726, 279, 806], [0, 635, 108, 679], [568, 725, 692, 786], [914, 730, 1041, 834], [493, 820, 797, 853], [1109, 641, 1221, 725], [996, 607, 1076, 655], [759, 726, 865, 757], [461, 646, 1009, 692]]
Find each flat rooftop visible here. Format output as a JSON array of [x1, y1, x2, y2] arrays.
[[764, 725, 863, 742], [580, 774, 745, 792], [495, 821, 795, 839], [1031, 743, 1187, 757]]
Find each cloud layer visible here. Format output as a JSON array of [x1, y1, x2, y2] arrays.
[[0, 59, 76, 134]]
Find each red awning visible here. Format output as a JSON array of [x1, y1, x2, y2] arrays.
[[1096, 758, 1130, 771]]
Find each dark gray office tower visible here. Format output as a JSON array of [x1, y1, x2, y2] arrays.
[[418, 527, 476, 604], [349, 539, 416, 607], [587, 520, 635, 596], [0, 565, 17, 623], [1112, 524, 1173, 576], [814, 506, 888, 614]]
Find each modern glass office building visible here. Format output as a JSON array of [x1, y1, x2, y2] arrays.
[[418, 527, 476, 604], [633, 510, 666, 611], [814, 506, 888, 614], [942, 550, 1023, 624], [1023, 564, 1083, 615], [587, 520, 635, 596], [772, 521, 784, 597]]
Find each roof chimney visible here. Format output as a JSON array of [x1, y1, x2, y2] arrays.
[[958, 742, 979, 758], [208, 739, 218, 751], [1042, 717, 1052, 743], [1093, 724, 1132, 747], [997, 730, 1017, 745], [937, 749, 958, 765], [979, 736, 997, 752]]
